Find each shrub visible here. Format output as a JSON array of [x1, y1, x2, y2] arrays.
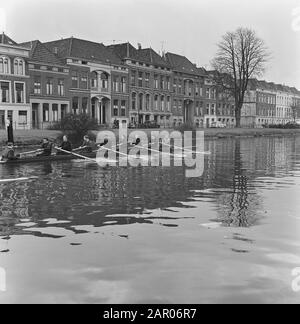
[[51, 114, 99, 145]]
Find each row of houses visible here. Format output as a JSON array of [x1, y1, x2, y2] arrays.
[[0, 32, 299, 130]]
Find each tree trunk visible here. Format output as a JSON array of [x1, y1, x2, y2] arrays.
[[235, 104, 242, 128]]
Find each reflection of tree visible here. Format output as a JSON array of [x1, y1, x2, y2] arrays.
[[215, 140, 262, 227]]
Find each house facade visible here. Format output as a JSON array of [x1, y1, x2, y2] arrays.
[[0, 33, 31, 130], [44, 37, 129, 126], [20, 40, 70, 129], [242, 79, 300, 127], [109, 43, 173, 127]]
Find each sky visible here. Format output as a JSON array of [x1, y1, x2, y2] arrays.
[[0, 0, 299, 88]]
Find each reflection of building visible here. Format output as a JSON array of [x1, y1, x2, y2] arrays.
[[0, 33, 31, 129], [20, 40, 70, 128]]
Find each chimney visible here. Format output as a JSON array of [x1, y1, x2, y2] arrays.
[[137, 43, 142, 50]]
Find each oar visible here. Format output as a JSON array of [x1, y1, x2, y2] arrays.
[[99, 146, 147, 160], [19, 149, 44, 156], [73, 146, 87, 152], [54, 147, 97, 162], [163, 143, 210, 155], [134, 145, 185, 158]]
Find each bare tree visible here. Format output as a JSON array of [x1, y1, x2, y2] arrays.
[[211, 27, 270, 127]]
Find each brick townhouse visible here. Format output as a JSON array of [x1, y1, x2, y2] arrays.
[[108, 42, 173, 127], [0, 33, 31, 130], [44, 37, 129, 126]]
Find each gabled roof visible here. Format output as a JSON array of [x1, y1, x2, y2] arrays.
[[165, 52, 201, 76], [108, 42, 139, 61], [19, 40, 65, 66], [0, 33, 18, 46], [109, 43, 171, 68], [44, 37, 122, 65], [136, 48, 170, 68]]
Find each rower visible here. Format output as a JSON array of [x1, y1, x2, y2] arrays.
[[78, 135, 96, 153], [98, 138, 109, 147], [57, 135, 72, 155], [1, 142, 19, 161], [132, 136, 141, 146], [37, 138, 53, 157]]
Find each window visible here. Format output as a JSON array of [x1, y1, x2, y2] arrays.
[[0, 57, 10, 74], [52, 104, 58, 121], [173, 79, 177, 93], [101, 73, 108, 89], [43, 103, 49, 122], [14, 58, 24, 75], [138, 71, 143, 87], [195, 84, 199, 96], [0, 81, 10, 103], [206, 88, 210, 99], [131, 93, 136, 110], [211, 104, 215, 115], [178, 100, 182, 114], [131, 71, 136, 86], [72, 97, 79, 114], [113, 100, 119, 116], [195, 102, 199, 116], [138, 93, 143, 111], [145, 94, 150, 110], [113, 76, 119, 92], [154, 95, 158, 110], [167, 96, 170, 111], [91, 72, 97, 88], [160, 76, 164, 89], [46, 78, 53, 95], [82, 97, 88, 114], [58, 79, 65, 96], [173, 99, 177, 112], [154, 75, 158, 89], [34, 78, 41, 94], [166, 77, 170, 90], [121, 77, 126, 93], [72, 72, 79, 88], [18, 111, 27, 125], [121, 100, 126, 116], [206, 104, 210, 115], [178, 79, 182, 94], [145, 73, 150, 88], [81, 74, 88, 89], [15, 83, 24, 103]]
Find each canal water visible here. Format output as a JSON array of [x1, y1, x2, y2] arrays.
[[0, 135, 300, 303]]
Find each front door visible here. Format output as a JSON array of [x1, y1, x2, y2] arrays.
[[0, 110, 5, 129], [102, 103, 106, 124]]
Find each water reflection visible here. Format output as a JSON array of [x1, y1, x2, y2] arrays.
[[0, 135, 299, 238]]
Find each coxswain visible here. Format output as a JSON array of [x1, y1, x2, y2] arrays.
[[57, 135, 72, 155], [37, 138, 53, 156], [1, 142, 19, 161]]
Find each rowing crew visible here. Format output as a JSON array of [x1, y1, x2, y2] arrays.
[[1, 135, 134, 162]]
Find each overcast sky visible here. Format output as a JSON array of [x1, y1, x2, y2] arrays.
[[0, 0, 299, 88]]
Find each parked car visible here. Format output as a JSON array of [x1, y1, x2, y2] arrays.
[[211, 121, 227, 128]]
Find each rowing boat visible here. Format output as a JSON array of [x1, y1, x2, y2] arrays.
[[0, 152, 97, 165]]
